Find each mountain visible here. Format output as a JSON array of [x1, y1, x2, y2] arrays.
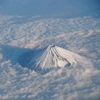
[[28, 45, 90, 70]]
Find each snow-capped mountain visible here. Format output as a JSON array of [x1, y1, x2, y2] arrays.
[[28, 45, 90, 70]]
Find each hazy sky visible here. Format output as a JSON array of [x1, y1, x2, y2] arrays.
[[0, 0, 100, 17]]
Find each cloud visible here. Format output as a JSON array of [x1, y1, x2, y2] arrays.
[[0, 15, 100, 100]]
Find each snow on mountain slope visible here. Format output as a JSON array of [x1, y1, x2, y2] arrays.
[[29, 45, 90, 70]]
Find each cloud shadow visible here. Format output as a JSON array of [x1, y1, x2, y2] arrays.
[[0, 45, 49, 73], [0, 44, 32, 66]]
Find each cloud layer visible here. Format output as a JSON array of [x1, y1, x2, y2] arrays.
[[0, 15, 100, 99]]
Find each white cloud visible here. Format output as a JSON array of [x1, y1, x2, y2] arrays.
[[0, 15, 100, 100]]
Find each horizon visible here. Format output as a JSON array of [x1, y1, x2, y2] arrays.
[[0, 0, 100, 18]]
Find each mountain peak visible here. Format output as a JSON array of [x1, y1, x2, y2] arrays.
[[18, 45, 90, 71], [49, 45, 55, 48], [47, 45, 55, 50]]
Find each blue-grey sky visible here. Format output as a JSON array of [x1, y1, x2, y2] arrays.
[[0, 0, 100, 17]]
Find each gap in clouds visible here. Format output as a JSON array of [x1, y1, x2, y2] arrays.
[[0, 45, 31, 65]]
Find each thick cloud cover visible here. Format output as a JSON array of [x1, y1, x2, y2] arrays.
[[0, 15, 100, 99]]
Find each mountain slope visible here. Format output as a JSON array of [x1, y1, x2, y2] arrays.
[[29, 45, 90, 70]]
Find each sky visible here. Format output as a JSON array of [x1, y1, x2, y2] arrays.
[[0, 0, 100, 18]]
